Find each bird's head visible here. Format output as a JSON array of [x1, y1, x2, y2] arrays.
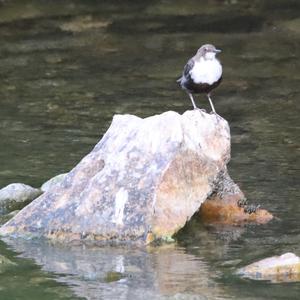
[[196, 44, 221, 60]]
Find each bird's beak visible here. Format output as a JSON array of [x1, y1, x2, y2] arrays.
[[214, 49, 222, 53]]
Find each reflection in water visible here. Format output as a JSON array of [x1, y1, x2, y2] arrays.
[[3, 237, 227, 300]]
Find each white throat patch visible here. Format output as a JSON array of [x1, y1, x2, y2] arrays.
[[205, 52, 216, 60], [190, 57, 222, 85]]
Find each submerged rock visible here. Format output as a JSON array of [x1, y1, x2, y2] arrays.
[[281, 18, 300, 34], [59, 15, 111, 33], [0, 110, 234, 243], [0, 183, 42, 214], [237, 253, 300, 282], [41, 173, 68, 193]]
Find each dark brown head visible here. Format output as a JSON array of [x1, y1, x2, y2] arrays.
[[196, 44, 221, 60]]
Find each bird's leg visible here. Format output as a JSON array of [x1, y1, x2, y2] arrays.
[[207, 93, 216, 113], [188, 93, 197, 109]]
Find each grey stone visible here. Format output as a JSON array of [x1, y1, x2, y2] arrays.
[[237, 253, 300, 282], [41, 173, 68, 193], [0, 110, 232, 244], [0, 183, 42, 214]]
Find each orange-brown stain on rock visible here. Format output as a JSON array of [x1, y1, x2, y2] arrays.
[[199, 195, 273, 225]]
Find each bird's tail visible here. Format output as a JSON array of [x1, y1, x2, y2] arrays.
[[176, 77, 182, 83]]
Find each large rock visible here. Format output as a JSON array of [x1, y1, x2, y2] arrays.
[[237, 253, 300, 282], [0, 110, 232, 243], [0, 183, 42, 215]]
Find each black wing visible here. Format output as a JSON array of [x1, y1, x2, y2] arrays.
[[177, 58, 194, 83]]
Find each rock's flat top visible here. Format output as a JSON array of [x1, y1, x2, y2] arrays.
[[0, 110, 231, 244]]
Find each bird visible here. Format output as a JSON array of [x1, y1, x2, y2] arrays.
[[177, 44, 222, 113]]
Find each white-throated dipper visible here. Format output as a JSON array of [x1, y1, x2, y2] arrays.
[[177, 44, 222, 113]]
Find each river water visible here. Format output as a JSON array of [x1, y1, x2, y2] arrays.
[[0, 1, 299, 299]]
